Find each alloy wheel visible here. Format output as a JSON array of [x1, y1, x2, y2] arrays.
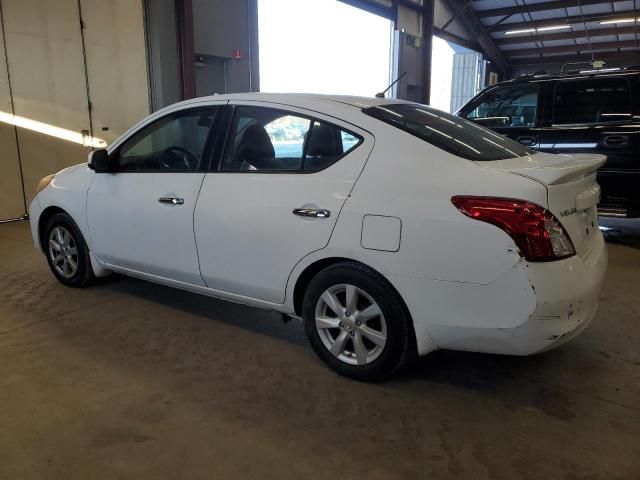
[[48, 226, 79, 279], [314, 284, 387, 365]]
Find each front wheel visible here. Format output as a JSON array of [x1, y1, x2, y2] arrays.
[[302, 262, 415, 381], [44, 213, 96, 287]]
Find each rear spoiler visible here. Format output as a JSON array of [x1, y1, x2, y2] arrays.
[[476, 154, 606, 186]]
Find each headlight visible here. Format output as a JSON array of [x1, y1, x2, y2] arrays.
[[34, 174, 55, 197]]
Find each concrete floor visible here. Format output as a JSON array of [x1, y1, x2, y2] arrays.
[[1, 220, 639, 480]]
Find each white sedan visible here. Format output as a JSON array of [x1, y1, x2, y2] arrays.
[[29, 93, 607, 381]]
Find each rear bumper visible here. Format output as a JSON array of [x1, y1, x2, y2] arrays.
[[518, 232, 607, 354], [393, 233, 608, 356]]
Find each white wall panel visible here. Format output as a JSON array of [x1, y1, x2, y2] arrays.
[[3, 0, 90, 203], [0, 15, 25, 220], [0, 0, 150, 207], [81, 0, 149, 144]]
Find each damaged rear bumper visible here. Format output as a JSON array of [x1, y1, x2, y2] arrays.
[[392, 233, 607, 356]]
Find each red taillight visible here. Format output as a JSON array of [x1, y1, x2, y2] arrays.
[[451, 196, 576, 262]]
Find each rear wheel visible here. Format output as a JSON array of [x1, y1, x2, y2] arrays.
[[44, 213, 95, 287], [302, 262, 415, 381]]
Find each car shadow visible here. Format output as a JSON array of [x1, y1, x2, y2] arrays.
[[99, 274, 579, 392], [103, 274, 309, 348]]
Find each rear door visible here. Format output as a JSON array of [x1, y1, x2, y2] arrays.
[[461, 83, 542, 149], [537, 75, 640, 215], [194, 102, 373, 303]]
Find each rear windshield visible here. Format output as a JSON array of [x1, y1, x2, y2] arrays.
[[362, 103, 535, 161]]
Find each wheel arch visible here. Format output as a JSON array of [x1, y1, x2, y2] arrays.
[[292, 258, 416, 342], [37, 206, 67, 253]]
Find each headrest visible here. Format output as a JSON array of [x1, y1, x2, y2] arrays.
[[240, 124, 275, 160], [306, 124, 343, 157]]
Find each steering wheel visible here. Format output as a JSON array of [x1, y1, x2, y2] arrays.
[[159, 146, 198, 170]]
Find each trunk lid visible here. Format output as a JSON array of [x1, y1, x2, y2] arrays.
[[477, 152, 606, 258]]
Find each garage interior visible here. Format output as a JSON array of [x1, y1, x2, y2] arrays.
[[1, 0, 639, 479]]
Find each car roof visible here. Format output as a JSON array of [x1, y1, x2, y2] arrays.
[[176, 92, 415, 111], [112, 93, 419, 153]]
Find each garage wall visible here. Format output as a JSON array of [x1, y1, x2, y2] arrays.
[[81, 0, 150, 145], [145, 0, 182, 110], [192, 0, 258, 94], [2, 0, 91, 207], [0, 15, 25, 220], [0, 0, 149, 217]]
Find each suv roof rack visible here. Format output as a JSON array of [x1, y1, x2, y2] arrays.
[[504, 64, 640, 86]]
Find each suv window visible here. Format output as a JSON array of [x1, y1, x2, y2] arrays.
[[465, 85, 538, 128], [553, 77, 632, 125], [363, 103, 534, 161], [221, 106, 361, 172], [117, 107, 217, 171]]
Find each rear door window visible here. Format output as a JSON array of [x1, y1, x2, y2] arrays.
[[221, 106, 362, 172], [363, 103, 534, 161], [465, 85, 538, 128], [553, 77, 632, 125]]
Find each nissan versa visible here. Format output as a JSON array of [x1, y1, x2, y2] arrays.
[[29, 93, 607, 381]]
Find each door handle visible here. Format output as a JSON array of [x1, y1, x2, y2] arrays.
[[603, 135, 628, 146], [158, 196, 184, 206], [517, 136, 537, 146], [292, 208, 331, 218]]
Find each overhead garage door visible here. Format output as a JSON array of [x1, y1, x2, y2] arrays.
[[2, 0, 93, 208], [0, 18, 25, 221], [0, 0, 149, 221]]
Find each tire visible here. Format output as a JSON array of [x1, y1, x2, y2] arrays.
[[43, 212, 96, 287], [302, 262, 416, 381]]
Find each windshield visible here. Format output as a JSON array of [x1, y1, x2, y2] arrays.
[[362, 103, 535, 161]]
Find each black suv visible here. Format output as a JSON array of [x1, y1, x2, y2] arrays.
[[456, 69, 640, 217]]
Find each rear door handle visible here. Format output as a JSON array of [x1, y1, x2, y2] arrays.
[[603, 135, 628, 146], [293, 208, 331, 218], [158, 196, 184, 206], [517, 136, 537, 146]]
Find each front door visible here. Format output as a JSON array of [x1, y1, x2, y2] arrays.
[[194, 103, 373, 303], [87, 105, 221, 285]]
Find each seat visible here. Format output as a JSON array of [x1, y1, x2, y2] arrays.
[[235, 124, 277, 170], [304, 124, 343, 170]]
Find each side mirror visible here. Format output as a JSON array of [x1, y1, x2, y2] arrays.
[[88, 149, 112, 172]]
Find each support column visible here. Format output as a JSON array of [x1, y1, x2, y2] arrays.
[[421, 0, 434, 105], [176, 0, 195, 99]]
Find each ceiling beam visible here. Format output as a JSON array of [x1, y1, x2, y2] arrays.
[[336, 0, 395, 20], [508, 50, 640, 65], [433, 27, 480, 52], [505, 40, 640, 58], [476, 0, 608, 19], [497, 26, 639, 46], [486, 11, 638, 33], [440, 0, 508, 73], [397, 0, 423, 14]]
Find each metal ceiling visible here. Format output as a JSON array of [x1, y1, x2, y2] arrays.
[[469, 0, 640, 64]]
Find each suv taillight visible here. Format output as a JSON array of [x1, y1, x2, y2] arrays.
[[451, 196, 576, 262]]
